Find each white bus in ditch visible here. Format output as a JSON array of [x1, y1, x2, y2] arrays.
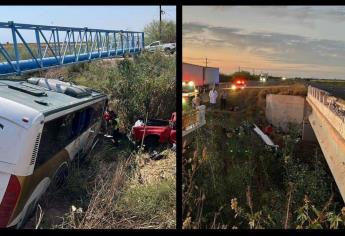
[[0, 78, 107, 228]]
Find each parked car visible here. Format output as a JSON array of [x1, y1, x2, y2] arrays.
[[130, 112, 176, 148], [144, 41, 176, 54]]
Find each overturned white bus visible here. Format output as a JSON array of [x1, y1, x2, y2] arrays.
[[0, 78, 107, 228]]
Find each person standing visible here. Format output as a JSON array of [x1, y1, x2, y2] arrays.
[[103, 108, 112, 137], [209, 87, 218, 109], [111, 113, 120, 146], [220, 90, 227, 110]]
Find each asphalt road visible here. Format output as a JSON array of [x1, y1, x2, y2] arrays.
[[223, 85, 291, 90]]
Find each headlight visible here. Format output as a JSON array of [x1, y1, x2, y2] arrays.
[[182, 81, 186, 86], [231, 85, 237, 90], [188, 81, 194, 86]]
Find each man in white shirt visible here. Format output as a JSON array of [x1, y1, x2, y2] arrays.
[[209, 87, 218, 109]]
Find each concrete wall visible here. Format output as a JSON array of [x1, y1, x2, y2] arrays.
[[266, 94, 305, 131]]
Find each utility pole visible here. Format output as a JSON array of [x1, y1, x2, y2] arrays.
[[159, 6, 164, 41], [203, 57, 208, 87]]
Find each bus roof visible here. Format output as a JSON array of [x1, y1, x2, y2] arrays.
[[0, 79, 107, 117]]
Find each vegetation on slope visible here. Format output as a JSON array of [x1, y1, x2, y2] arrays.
[[24, 50, 176, 229], [183, 85, 344, 229]]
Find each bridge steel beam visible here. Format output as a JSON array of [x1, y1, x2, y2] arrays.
[[0, 21, 144, 76]]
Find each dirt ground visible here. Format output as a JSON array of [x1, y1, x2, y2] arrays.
[[133, 149, 176, 186]]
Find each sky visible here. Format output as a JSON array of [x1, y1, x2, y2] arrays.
[[0, 5, 175, 42], [183, 6, 345, 79]]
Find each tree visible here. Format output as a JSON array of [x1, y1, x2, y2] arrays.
[[144, 20, 176, 45]]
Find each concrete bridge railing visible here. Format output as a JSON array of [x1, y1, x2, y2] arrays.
[[307, 86, 345, 141]]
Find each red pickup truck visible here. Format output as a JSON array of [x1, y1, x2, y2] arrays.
[[130, 112, 176, 147]]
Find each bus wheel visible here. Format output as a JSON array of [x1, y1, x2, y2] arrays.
[[52, 164, 69, 190]]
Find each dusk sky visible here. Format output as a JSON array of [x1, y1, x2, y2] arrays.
[[183, 6, 345, 79]]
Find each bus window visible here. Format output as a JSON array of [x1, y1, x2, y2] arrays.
[[35, 113, 75, 169], [72, 108, 93, 135]]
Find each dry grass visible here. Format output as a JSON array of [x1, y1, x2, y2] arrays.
[[53, 149, 176, 229]]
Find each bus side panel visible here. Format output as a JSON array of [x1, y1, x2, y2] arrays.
[[8, 98, 106, 226], [8, 149, 70, 226]]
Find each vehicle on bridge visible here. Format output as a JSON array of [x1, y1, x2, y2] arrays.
[[130, 112, 176, 148], [0, 78, 107, 228], [144, 41, 176, 54]]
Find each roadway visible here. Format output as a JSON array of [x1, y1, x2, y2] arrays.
[[222, 85, 291, 90]]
